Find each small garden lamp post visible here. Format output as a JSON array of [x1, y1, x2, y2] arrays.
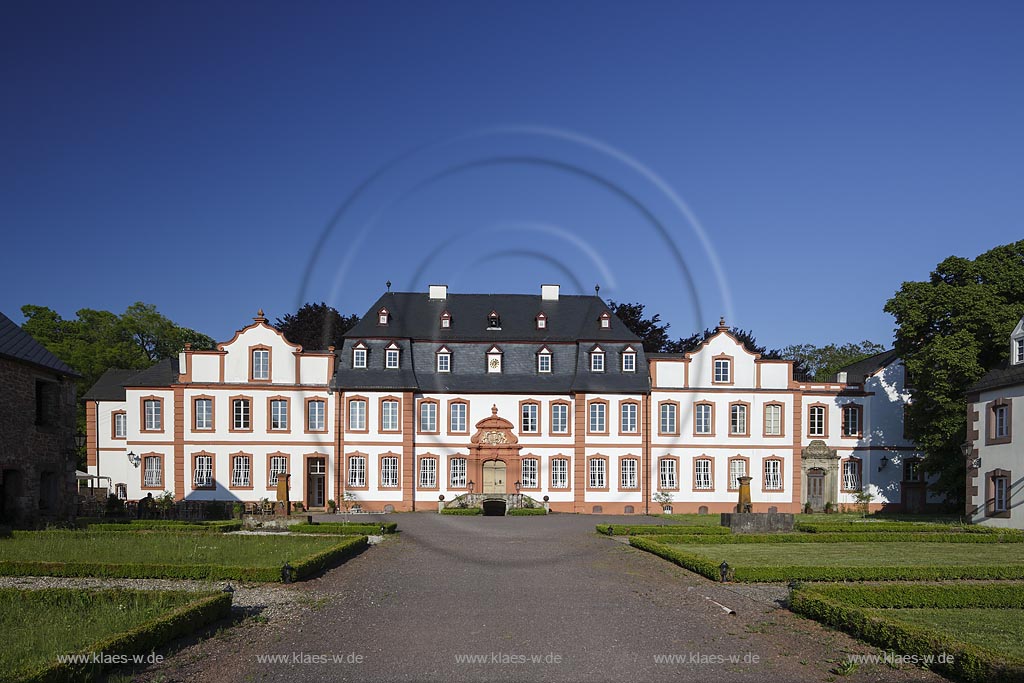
[[719, 561, 730, 583], [74, 431, 86, 450], [467, 480, 475, 495], [514, 480, 521, 494]]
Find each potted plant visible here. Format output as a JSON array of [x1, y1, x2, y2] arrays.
[[327, 499, 337, 514], [653, 490, 674, 515]]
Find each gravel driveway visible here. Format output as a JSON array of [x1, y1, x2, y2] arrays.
[[128, 513, 946, 683]]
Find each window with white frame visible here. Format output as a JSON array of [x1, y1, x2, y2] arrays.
[[143, 456, 162, 487], [537, 348, 552, 373], [599, 312, 611, 329], [659, 458, 677, 489], [487, 346, 502, 373], [381, 456, 399, 487], [551, 458, 569, 488], [521, 403, 539, 433], [551, 403, 568, 434], [536, 313, 547, 329], [590, 349, 605, 372], [385, 346, 400, 369], [730, 404, 747, 435], [194, 399, 212, 430], [115, 483, 127, 500], [450, 402, 467, 433], [764, 404, 781, 436], [764, 459, 782, 490], [621, 459, 637, 489], [622, 349, 636, 372], [348, 399, 366, 431], [842, 405, 862, 437], [269, 456, 288, 486], [522, 459, 538, 488], [440, 311, 451, 328], [420, 458, 437, 488], [842, 460, 861, 491], [589, 458, 606, 488], [353, 346, 367, 368], [589, 402, 606, 433], [450, 458, 467, 488], [270, 399, 288, 430], [808, 406, 826, 437], [694, 458, 712, 490], [621, 402, 638, 433], [904, 459, 922, 482], [232, 398, 250, 430], [695, 403, 712, 434], [381, 400, 399, 431], [348, 455, 366, 487], [995, 404, 1010, 439], [144, 399, 162, 431], [419, 402, 437, 432], [378, 309, 389, 325], [193, 455, 213, 488], [994, 475, 1009, 513], [252, 349, 269, 380], [1017, 338, 1024, 364], [232, 455, 250, 487], [307, 400, 325, 431], [436, 349, 451, 373], [713, 358, 731, 383], [729, 459, 747, 490], [114, 412, 127, 437], [660, 403, 677, 434]]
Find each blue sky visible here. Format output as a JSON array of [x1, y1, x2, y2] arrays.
[[2, 1, 1021, 351]]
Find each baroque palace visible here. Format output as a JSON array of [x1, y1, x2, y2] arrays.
[[85, 285, 934, 514]]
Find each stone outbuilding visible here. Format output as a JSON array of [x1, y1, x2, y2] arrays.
[[0, 311, 80, 526]]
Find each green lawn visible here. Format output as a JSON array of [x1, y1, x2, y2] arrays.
[[657, 514, 724, 526], [0, 588, 227, 683], [2, 530, 345, 567], [666, 541, 1024, 566], [871, 608, 1024, 661]]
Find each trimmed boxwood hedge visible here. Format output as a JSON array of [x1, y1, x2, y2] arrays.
[[12, 588, 232, 683], [633, 532, 1024, 544], [289, 522, 398, 535], [795, 521, 1019, 535], [628, 536, 1024, 582], [0, 535, 368, 582], [85, 521, 242, 533], [507, 508, 547, 516], [440, 508, 483, 515], [597, 524, 731, 536], [790, 584, 1024, 682]]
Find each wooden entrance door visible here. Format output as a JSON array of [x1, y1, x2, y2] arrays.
[[808, 470, 825, 511], [482, 460, 506, 494], [306, 457, 326, 508]]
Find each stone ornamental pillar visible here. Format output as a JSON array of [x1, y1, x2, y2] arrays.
[[736, 475, 753, 513], [276, 474, 290, 516]]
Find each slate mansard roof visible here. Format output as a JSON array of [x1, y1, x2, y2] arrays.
[[82, 359, 181, 401], [334, 292, 650, 394], [836, 349, 900, 385], [0, 311, 79, 377], [968, 360, 1024, 395]]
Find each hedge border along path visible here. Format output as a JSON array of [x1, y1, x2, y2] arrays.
[[289, 522, 398, 535], [630, 531, 1024, 544], [8, 588, 232, 683], [597, 524, 731, 536], [628, 535, 1024, 582], [789, 583, 1024, 683], [85, 521, 243, 533], [0, 534, 368, 583], [794, 521, 1023, 535]]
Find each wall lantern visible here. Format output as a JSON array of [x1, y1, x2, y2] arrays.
[[877, 455, 888, 472], [127, 451, 141, 468]]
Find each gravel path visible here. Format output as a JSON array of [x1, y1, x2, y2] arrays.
[[109, 514, 946, 682]]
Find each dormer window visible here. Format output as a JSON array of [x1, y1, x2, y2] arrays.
[[385, 342, 400, 369], [713, 356, 732, 383], [352, 342, 368, 369], [487, 310, 501, 329], [378, 308, 390, 325], [251, 348, 270, 380], [436, 346, 451, 373], [599, 311, 611, 329], [536, 312, 547, 330], [622, 346, 636, 372], [487, 345, 503, 373], [537, 346, 552, 374], [590, 345, 605, 372], [1016, 337, 1024, 365], [440, 310, 451, 329]]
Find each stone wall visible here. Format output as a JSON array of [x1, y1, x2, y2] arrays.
[[0, 357, 77, 526]]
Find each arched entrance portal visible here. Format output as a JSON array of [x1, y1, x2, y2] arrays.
[[482, 460, 507, 494]]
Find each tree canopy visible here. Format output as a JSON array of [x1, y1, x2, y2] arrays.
[[275, 302, 360, 351], [884, 240, 1024, 504], [778, 341, 887, 382]]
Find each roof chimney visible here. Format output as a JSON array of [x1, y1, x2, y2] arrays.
[[541, 284, 560, 301], [836, 371, 848, 383], [429, 285, 448, 300]]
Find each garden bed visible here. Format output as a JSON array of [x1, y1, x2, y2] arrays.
[[0, 587, 231, 683], [289, 522, 398, 535], [0, 531, 367, 582]]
